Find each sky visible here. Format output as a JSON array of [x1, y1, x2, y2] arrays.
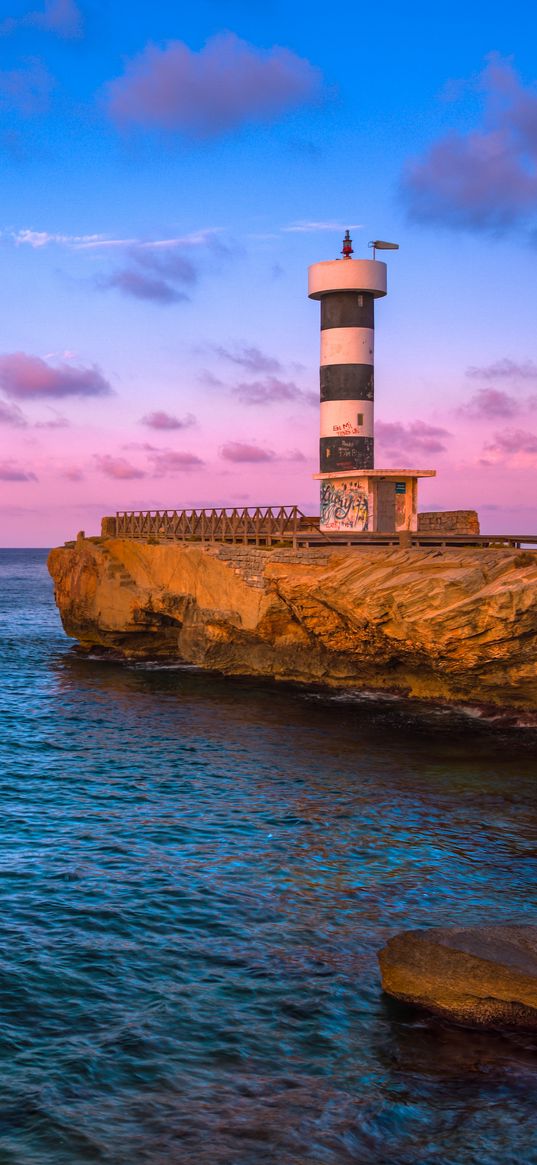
[[1, 0, 537, 545]]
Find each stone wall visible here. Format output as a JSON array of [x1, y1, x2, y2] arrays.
[[215, 544, 333, 588], [418, 510, 480, 535], [101, 516, 117, 537]]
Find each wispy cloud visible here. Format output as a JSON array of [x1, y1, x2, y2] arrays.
[[106, 33, 321, 137], [484, 428, 537, 458], [376, 419, 451, 456], [0, 460, 37, 481], [61, 466, 84, 481], [13, 229, 110, 249], [94, 455, 146, 480], [140, 410, 196, 431], [119, 442, 204, 473], [232, 376, 316, 406], [283, 221, 362, 233], [35, 412, 70, 428], [402, 57, 537, 234], [0, 399, 27, 426], [198, 369, 225, 389], [99, 268, 190, 304], [467, 357, 537, 381], [0, 353, 111, 399], [214, 343, 282, 374], [220, 441, 306, 463], [460, 388, 522, 419], [0, 59, 54, 116], [11, 226, 225, 251], [10, 225, 235, 306], [148, 449, 204, 474], [201, 345, 315, 406], [221, 441, 275, 463], [1, 0, 82, 38], [283, 448, 307, 462], [99, 232, 230, 305]]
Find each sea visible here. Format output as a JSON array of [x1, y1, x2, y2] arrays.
[[1, 546, 537, 1165]]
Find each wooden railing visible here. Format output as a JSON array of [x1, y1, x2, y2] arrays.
[[115, 505, 320, 548]]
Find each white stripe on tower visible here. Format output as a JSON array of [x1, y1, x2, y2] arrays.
[[320, 327, 374, 367], [320, 399, 374, 439]]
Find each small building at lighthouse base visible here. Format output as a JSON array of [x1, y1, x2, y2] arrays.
[[313, 469, 436, 534]]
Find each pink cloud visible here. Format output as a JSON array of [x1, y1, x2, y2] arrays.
[[376, 419, 451, 456], [34, 413, 70, 428], [62, 467, 85, 481], [198, 370, 225, 389], [215, 344, 282, 374], [0, 461, 37, 481], [221, 441, 275, 463], [0, 353, 111, 399], [107, 33, 321, 137], [461, 388, 520, 419], [0, 400, 27, 426], [0, 59, 53, 115], [141, 410, 196, 431], [95, 455, 145, 480], [467, 358, 537, 381], [402, 58, 537, 232], [485, 428, 537, 455], [233, 377, 316, 406], [148, 450, 204, 474], [1, 0, 82, 37], [284, 448, 307, 462], [122, 441, 159, 452]]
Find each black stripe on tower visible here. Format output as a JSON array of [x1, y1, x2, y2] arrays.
[[320, 364, 374, 402], [320, 436, 374, 473], [320, 291, 375, 330]]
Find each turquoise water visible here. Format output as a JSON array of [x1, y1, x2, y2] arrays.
[[1, 547, 537, 1164]]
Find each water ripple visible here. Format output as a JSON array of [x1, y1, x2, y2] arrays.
[[0, 550, 536, 1164]]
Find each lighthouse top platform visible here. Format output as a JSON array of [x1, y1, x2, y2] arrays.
[[313, 469, 436, 481], [308, 258, 387, 299]]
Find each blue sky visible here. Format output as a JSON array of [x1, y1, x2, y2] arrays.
[[1, 0, 537, 544]]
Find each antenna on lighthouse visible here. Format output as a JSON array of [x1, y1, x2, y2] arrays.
[[369, 239, 399, 261]]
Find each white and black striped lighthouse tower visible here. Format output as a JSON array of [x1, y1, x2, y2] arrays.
[[309, 233, 436, 534], [308, 231, 388, 474]]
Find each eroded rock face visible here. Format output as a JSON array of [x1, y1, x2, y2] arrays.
[[378, 926, 537, 1030], [47, 538, 537, 710]]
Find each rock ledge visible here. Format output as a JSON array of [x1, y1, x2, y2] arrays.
[[47, 539, 537, 710]]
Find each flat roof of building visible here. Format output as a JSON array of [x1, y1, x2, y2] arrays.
[[313, 469, 437, 480]]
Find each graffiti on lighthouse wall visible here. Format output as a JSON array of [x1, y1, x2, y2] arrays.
[[320, 479, 369, 531]]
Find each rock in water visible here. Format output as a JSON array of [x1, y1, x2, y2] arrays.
[[378, 926, 537, 1029]]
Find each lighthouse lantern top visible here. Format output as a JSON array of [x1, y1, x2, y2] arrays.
[[341, 230, 353, 259]]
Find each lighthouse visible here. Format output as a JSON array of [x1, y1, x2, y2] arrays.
[[309, 232, 435, 534], [309, 229, 385, 473]]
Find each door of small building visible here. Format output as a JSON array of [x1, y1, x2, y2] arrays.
[[376, 479, 396, 532]]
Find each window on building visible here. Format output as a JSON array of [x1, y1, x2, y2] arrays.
[[357, 413, 364, 427]]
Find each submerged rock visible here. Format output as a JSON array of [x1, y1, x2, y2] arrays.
[[378, 925, 537, 1029], [47, 538, 537, 711]]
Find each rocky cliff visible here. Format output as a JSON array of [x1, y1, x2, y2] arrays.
[[48, 537, 537, 711]]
